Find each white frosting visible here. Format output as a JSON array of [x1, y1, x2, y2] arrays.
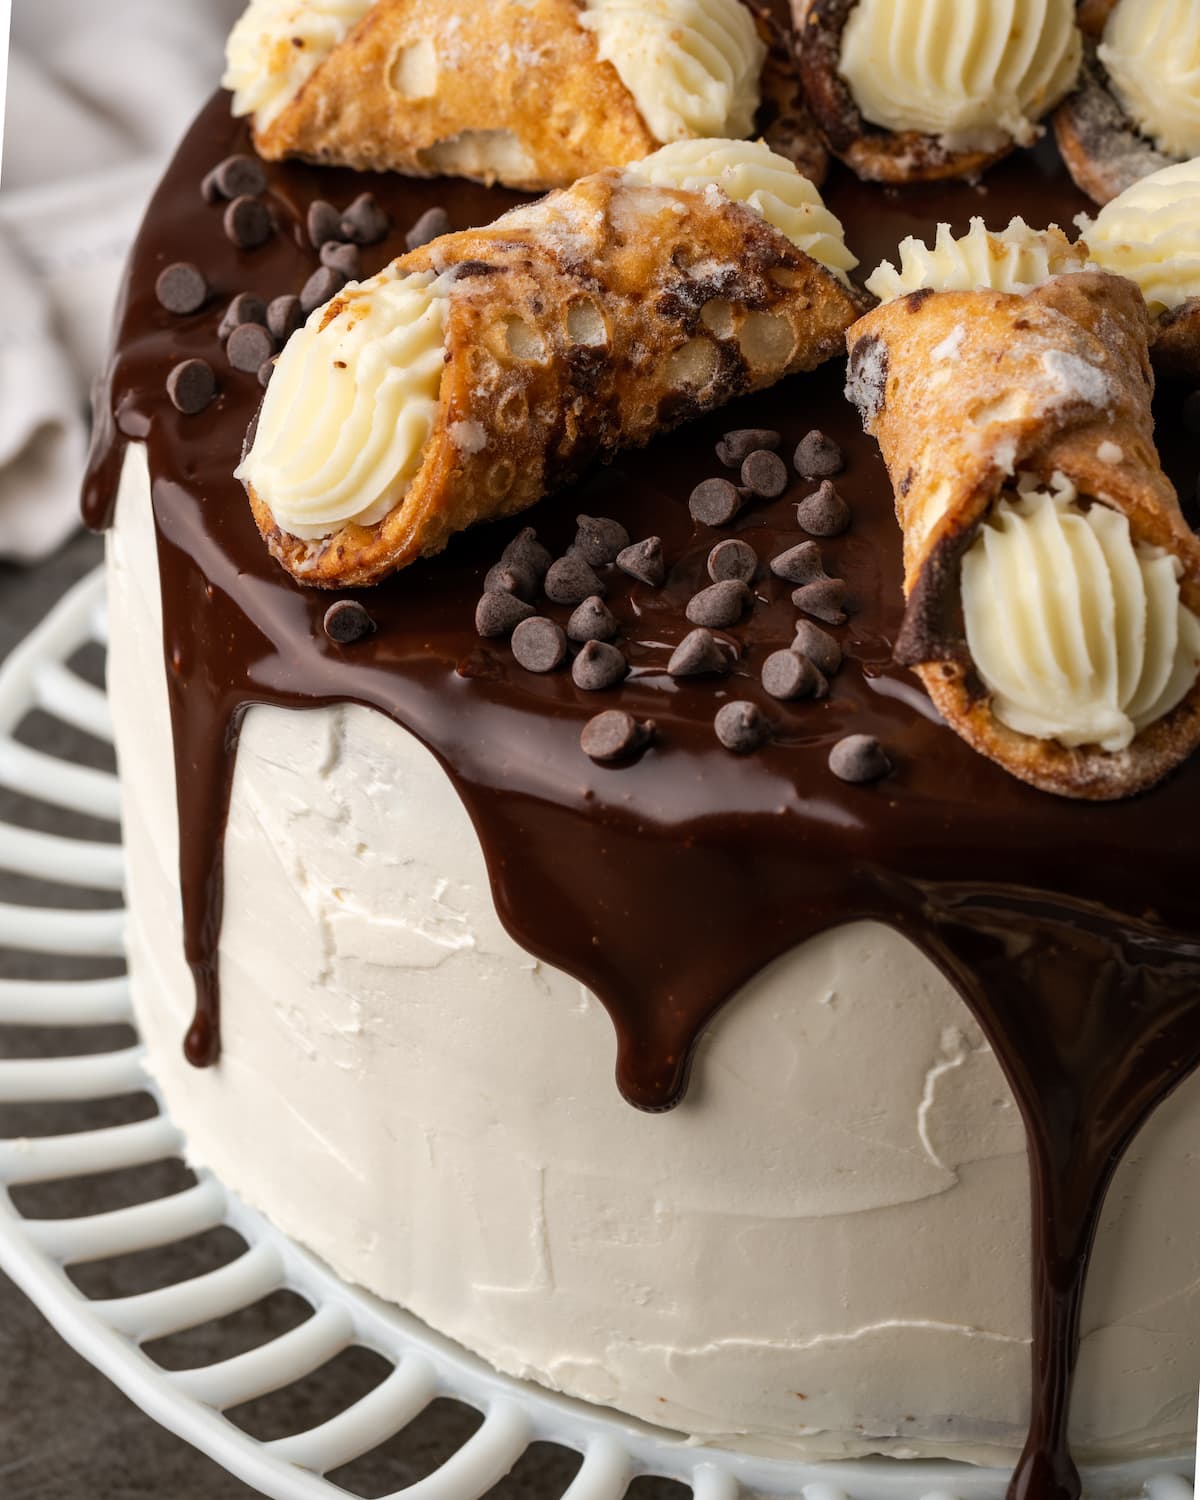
[[106, 441, 1200, 1466], [224, 0, 377, 131], [1100, 0, 1200, 160], [624, 139, 858, 283], [838, 0, 1081, 150], [237, 268, 448, 541], [1079, 157, 1200, 313], [866, 218, 1087, 302], [578, 0, 765, 145], [962, 476, 1200, 751]]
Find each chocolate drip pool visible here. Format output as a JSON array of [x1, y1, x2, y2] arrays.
[[84, 91, 1200, 1500]]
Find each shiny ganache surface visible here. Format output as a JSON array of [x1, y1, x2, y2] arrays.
[[84, 89, 1200, 1500]]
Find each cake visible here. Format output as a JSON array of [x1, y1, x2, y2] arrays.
[[84, 2, 1200, 1496]]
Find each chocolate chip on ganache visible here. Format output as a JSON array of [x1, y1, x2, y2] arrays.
[[323, 600, 375, 645], [716, 428, 780, 468], [215, 154, 267, 201], [668, 628, 729, 678], [406, 206, 451, 251], [708, 538, 757, 584], [545, 554, 605, 606], [829, 734, 892, 784], [301, 266, 347, 315], [475, 589, 535, 639], [686, 579, 750, 629], [761, 649, 822, 701], [227, 322, 275, 375], [501, 526, 553, 583], [512, 615, 567, 673], [258, 358, 276, 389], [224, 195, 273, 250], [796, 480, 851, 537], [567, 595, 617, 643], [741, 448, 789, 499], [616, 536, 665, 587], [572, 514, 630, 566], [792, 577, 848, 625], [689, 477, 743, 526], [770, 540, 826, 585], [166, 359, 216, 415], [714, 700, 769, 753], [793, 619, 842, 676], [320, 240, 362, 280], [307, 200, 343, 250], [573, 640, 627, 691], [340, 193, 390, 246], [267, 294, 303, 343], [155, 262, 208, 315], [581, 709, 654, 763], [794, 429, 844, 480], [485, 562, 538, 602], [218, 292, 268, 342]]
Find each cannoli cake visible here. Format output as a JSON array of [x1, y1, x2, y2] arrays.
[[85, 1, 1200, 1496]]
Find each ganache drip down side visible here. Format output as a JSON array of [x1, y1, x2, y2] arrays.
[[82, 87, 1200, 1500]]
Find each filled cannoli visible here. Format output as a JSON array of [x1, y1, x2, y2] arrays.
[[222, 0, 803, 191], [794, 0, 1081, 184], [239, 139, 864, 588], [847, 246, 1200, 799], [1054, 0, 1197, 205]]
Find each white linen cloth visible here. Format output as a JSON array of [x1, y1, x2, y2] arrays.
[[0, 0, 244, 561]]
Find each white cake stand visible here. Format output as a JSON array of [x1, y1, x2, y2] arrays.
[[0, 566, 1193, 1500]]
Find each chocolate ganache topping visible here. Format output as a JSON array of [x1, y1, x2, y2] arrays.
[[84, 81, 1200, 1500]]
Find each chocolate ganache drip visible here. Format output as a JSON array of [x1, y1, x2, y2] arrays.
[[84, 88, 1200, 1500]]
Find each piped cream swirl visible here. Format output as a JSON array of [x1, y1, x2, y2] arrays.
[[624, 139, 858, 283], [838, 0, 1081, 150], [866, 218, 1086, 302], [962, 477, 1200, 751], [579, 0, 765, 144], [1099, 0, 1200, 160], [237, 268, 449, 540], [1079, 158, 1200, 313], [224, 0, 376, 132]]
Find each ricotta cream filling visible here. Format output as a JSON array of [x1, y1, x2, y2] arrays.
[[224, 0, 377, 131], [866, 217, 1086, 302], [962, 476, 1200, 751], [1099, 0, 1200, 161], [1079, 157, 1200, 313]]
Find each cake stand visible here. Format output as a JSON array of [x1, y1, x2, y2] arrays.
[[0, 566, 1193, 1500]]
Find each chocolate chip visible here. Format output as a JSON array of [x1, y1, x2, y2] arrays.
[[512, 616, 567, 672], [224, 195, 273, 250], [300, 266, 347, 314], [708, 538, 757, 584], [770, 541, 826, 585], [792, 577, 848, 625], [320, 240, 362, 280], [227, 322, 275, 374], [475, 590, 535, 638], [323, 600, 374, 645], [797, 480, 851, 537], [211, 154, 267, 201], [155, 262, 208, 315], [689, 477, 743, 527], [406, 206, 451, 251], [686, 580, 750, 629], [567, 595, 617, 643], [741, 449, 789, 500], [501, 526, 553, 582], [616, 537, 665, 587], [761, 649, 822, 701], [307, 200, 343, 249], [716, 428, 781, 468], [258, 358, 275, 389], [829, 734, 891, 784], [545, 554, 605, 606], [166, 359, 216, 415], [484, 562, 537, 601], [267, 294, 303, 343], [218, 292, 268, 343], [573, 640, 627, 691], [572, 514, 630, 566], [792, 619, 842, 676], [201, 169, 223, 205], [667, 628, 729, 678], [794, 429, 844, 480], [340, 193, 390, 246], [581, 709, 654, 762], [714, 701, 769, 753]]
